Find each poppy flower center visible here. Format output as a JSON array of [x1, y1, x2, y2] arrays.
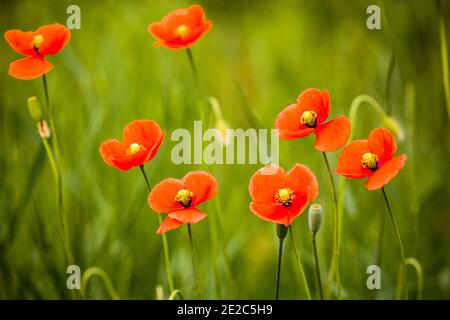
[[275, 188, 295, 206], [300, 110, 318, 128], [126, 143, 143, 156], [175, 189, 193, 208], [361, 152, 379, 170], [31, 35, 44, 50], [174, 24, 190, 40]]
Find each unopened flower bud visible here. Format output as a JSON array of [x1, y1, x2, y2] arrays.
[[276, 223, 288, 240], [27, 96, 42, 122], [308, 204, 323, 234], [382, 116, 404, 141], [38, 120, 51, 138]]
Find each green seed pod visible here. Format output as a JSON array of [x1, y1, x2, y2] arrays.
[[308, 204, 323, 234], [276, 223, 288, 240], [27, 96, 42, 122]]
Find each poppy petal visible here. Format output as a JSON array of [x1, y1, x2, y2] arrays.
[[314, 115, 351, 152], [286, 164, 319, 201], [148, 178, 185, 213], [286, 190, 310, 225], [35, 23, 71, 56], [8, 56, 53, 80], [335, 140, 372, 178], [274, 104, 315, 139], [99, 139, 127, 169], [249, 202, 290, 225], [368, 127, 397, 165], [4, 29, 36, 56], [296, 88, 330, 125], [249, 164, 286, 203], [365, 154, 407, 190], [183, 171, 218, 206], [123, 120, 164, 150], [168, 208, 207, 224], [157, 216, 183, 234]]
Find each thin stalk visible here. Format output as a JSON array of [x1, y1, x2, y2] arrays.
[[186, 48, 200, 90], [322, 152, 341, 299], [168, 289, 185, 300], [139, 165, 175, 293], [404, 258, 423, 300], [275, 238, 285, 300], [42, 75, 61, 161], [381, 187, 408, 299], [312, 233, 324, 300], [289, 226, 311, 299], [187, 224, 206, 299], [437, 0, 450, 120], [81, 266, 121, 300], [372, 207, 385, 300]]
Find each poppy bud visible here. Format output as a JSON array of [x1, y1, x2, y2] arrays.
[[308, 204, 323, 234], [276, 223, 288, 240], [382, 116, 404, 141], [27, 96, 42, 122], [37, 120, 51, 138]]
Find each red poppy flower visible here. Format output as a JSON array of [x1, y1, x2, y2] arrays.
[[4, 23, 70, 80], [148, 171, 218, 234], [249, 164, 319, 226], [99, 120, 166, 171], [335, 127, 407, 190], [148, 4, 212, 50], [274, 88, 351, 152]]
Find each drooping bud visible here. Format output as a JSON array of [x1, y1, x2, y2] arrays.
[[276, 223, 288, 240], [37, 119, 51, 138], [382, 116, 404, 141], [27, 96, 42, 122], [308, 204, 323, 234]]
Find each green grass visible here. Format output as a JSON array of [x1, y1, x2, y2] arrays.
[[0, 0, 449, 299]]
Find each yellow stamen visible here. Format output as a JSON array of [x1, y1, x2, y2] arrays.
[[275, 188, 295, 206], [31, 35, 44, 49], [174, 24, 190, 40], [175, 189, 193, 208], [361, 152, 379, 170], [300, 110, 318, 128], [127, 143, 142, 156]]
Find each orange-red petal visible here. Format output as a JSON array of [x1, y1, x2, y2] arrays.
[[335, 140, 372, 178], [249, 202, 289, 225], [4, 29, 36, 56], [249, 164, 286, 203], [285, 190, 310, 225], [365, 154, 407, 190], [286, 164, 319, 201], [274, 104, 315, 140], [296, 88, 330, 125], [183, 171, 218, 206], [314, 115, 351, 152], [368, 127, 397, 165], [148, 178, 185, 213], [168, 208, 207, 224], [35, 23, 70, 56], [8, 56, 53, 80], [157, 216, 183, 234]]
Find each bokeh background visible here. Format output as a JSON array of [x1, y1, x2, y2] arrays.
[[1, 0, 449, 299]]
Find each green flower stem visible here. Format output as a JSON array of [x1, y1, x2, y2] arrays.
[[289, 226, 311, 300], [312, 233, 324, 300], [274, 237, 285, 300], [81, 266, 121, 300], [322, 152, 341, 299], [372, 206, 386, 300], [381, 187, 408, 300], [139, 165, 176, 294], [437, 0, 450, 120], [169, 289, 185, 300], [42, 75, 61, 162], [186, 47, 200, 90], [187, 224, 206, 299], [403, 258, 423, 300]]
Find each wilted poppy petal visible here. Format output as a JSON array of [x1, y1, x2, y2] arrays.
[[274, 104, 315, 139], [183, 171, 218, 206], [296, 88, 330, 125], [314, 116, 351, 152], [249, 202, 290, 225], [4, 29, 36, 56], [9, 56, 53, 80], [368, 127, 397, 165], [286, 164, 319, 201], [249, 164, 286, 203], [335, 140, 372, 178], [365, 154, 407, 190], [168, 208, 207, 224], [157, 216, 183, 234], [35, 23, 71, 55], [148, 178, 185, 213]]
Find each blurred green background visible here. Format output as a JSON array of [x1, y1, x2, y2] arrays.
[[1, 0, 449, 299]]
